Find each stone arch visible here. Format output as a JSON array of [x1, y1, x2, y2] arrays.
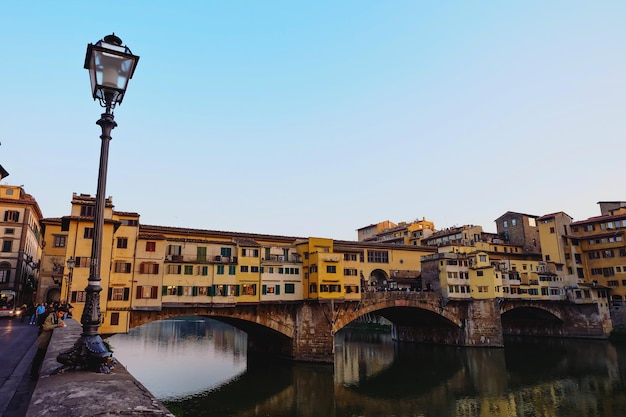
[[332, 296, 463, 334], [500, 302, 564, 322], [500, 303, 565, 337], [45, 287, 61, 304], [369, 268, 390, 290]]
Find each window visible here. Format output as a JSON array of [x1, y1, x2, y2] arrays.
[[608, 280, 619, 287], [4, 210, 19, 222], [2, 240, 12, 252], [136, 286, 158, 299], [5, 228, 14, 235], [285, 283, 295, 294], [550, 227, 555, 233], [80, 205, 95, 217], [0, 263, 10, 283], [242, 248, 259, 257], [108, 287, 130, 301], [221, 247, 232, 257], [584, 225, 595, 232], [75, 257, 91, 268], [198, 266, 208, 276], [479, 255, 487, 262], [139, 262, 159, 274], [71, 291, 87, 302], [53, 235, 67, 248], [184, 265, 193, 275], [164, 286, 177, 295], [477, 286, 489, 292], [145, 241, 156, 252], [217, 265, 225, 275], [114, 262, 132, 273], [326, 265, 336, 273], [110, 313, 120, 326], [367, 250, 389, 263], [251, 266, 259, 273], [167, 245, 182, 256], [167, 265, 181, 274], [242, 284, 256, 295], [228, 265, 236, 275], [476, 270, 484, 277], [84, 227, 94, 239], [117, 237, 128, 249], [240, 266, 249, 273], [309, 283, 317, 293]]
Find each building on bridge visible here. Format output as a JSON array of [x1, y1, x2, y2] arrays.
[[38, 193, 436, 335]]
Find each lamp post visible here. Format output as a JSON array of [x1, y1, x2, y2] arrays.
[[65, 256, 75, 304], [57, 33, 139, 373]]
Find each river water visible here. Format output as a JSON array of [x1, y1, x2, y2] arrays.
[[108, 317, 626, 417]]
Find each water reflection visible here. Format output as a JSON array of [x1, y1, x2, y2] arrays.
[[108, 317, 247, 400], [109, 318, 626, 417]]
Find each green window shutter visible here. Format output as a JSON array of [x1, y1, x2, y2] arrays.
[[235, 286, 240, 296], [229, 265, 236, 275], [177, 286, 183, 296], [162, 286, 168, 296], [275, 285, 280, 295], [208, 286, 215, 296], [260, 266, 264, 274], [262, 285, 267, 295], [192, 286, 198, 296]]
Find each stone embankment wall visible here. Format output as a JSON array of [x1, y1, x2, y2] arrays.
[[26, 319, 173, 417]]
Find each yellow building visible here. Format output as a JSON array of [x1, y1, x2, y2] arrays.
[[357, 218, 435, 245], [566, 203, 626, 303], [0, 184, 43, 306]]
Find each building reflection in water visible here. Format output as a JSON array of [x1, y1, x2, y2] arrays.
[[109, 318, 626, 416], [108, 317, 247, 400]]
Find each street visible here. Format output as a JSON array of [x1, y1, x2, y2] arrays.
[[0, 317, 38, 417]]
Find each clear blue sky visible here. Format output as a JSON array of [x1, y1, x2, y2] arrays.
[[1, 1, 625, 241]]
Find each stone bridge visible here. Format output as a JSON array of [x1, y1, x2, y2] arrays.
[[128, 293, 612, 363]]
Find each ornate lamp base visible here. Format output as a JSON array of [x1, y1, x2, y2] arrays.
[[56, 334, 116, 374]]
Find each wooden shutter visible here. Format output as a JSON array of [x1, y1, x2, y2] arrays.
[[136, 286, 143, 299]]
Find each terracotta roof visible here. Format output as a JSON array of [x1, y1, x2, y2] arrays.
[[572, 213, 626, 225], [537, 211, 572, 221], [565, 230, 624, 240], [234, 237, 261, 247]]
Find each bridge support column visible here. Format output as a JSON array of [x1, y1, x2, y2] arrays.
[[464, 299, 504, 347], [292, 303, 334, 363]]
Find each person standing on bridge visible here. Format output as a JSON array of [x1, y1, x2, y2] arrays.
[[30, 306, 67, 380]]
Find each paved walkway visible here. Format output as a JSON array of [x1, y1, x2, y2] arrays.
[[0, 319, 38, 417]]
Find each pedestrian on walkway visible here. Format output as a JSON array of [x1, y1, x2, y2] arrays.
[[30, 306, 67, 380]]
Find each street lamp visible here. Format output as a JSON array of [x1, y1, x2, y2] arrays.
[[65, 256, 75, 304], [57, 33, 139, 373]]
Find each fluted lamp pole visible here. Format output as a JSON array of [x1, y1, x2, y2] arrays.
[[57, 33, 139, 374], [65, 256, 75, 304]]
